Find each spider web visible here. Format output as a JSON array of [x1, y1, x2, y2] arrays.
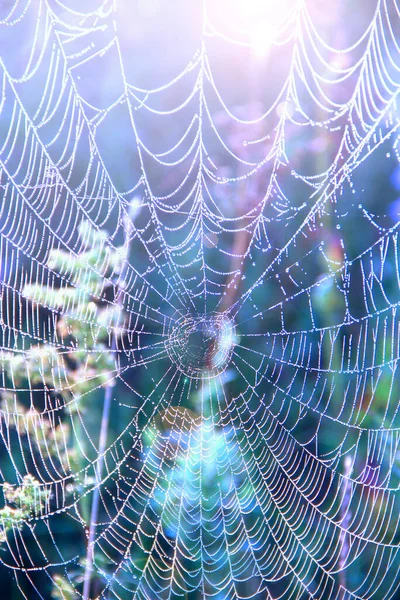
[[0, 0, 399, 599]]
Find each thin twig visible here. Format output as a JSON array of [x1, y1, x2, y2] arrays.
[[339, 455, 352, 599], [220, 154, 266, 314], [82, 213, 135, 600]]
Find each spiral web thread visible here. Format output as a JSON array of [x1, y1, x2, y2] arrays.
[[0, 0, 400, 598]]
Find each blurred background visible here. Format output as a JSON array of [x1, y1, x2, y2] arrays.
[[0, 0, 399, 598]]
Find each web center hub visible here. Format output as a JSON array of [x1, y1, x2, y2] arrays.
[[166, 312, 235, 379]]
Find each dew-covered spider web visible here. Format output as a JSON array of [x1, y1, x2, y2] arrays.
[[0, 0, 400, 599]]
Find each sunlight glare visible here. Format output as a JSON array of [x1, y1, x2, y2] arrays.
[[228, 0, 292, 57]]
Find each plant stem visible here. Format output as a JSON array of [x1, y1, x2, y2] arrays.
[[82, 215, 134, 600], [339, 455, 352, 598], [82, 347, 115, 600], [220, 166, 264, 314]]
